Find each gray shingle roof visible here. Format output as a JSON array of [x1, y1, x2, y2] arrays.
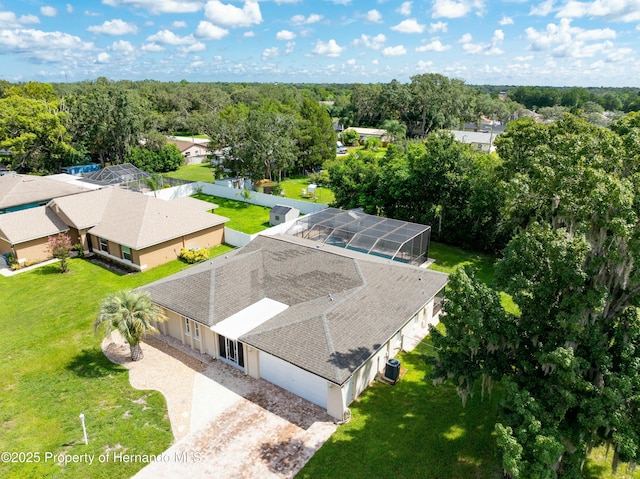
[[0, 206, 69, 244], [140, 234, 448, 385], [0, 174, 87, 210]]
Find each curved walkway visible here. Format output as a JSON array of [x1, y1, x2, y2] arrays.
[[102, 333, 337, 478]]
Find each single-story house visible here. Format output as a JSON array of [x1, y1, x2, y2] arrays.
[[0, 188, 229, 270], [0, 206, 69, 263], [0, 174, 89, 214], [346, 127, 390, 146], [269, 205, 299, 226], [449, 129, 501, 153], [139, 234, 447, 420], [167, 139, 210, 165]]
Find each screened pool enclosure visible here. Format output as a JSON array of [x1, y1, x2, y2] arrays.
[[287, 208, 431, 265]]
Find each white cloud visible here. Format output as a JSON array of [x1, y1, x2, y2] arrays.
[[365, 10, 382, 23], [88, 19, 138, 35], [526, 18, 616, 54], [66, 4, 73, 13], [244, 31, 255, 37], [111, 40, 135, 52], [262, 46, 279, 59], [0, 12, 40, 28], [416, 40, 451, 51], [0, 28, 93, 63], [515, 55, 534, 61], [397, 2, 412, 16], [429, 21, 447, 33], [391, 18, 425, 33], [416, 60, 433, 71], [530, 0, 555, 16], [313, 39, 343, 57], [179, 41, 205, 53], [459, 32, 472, 43], [195, 21, 229, 39], [382, 45, 407, 56], [40, 6, 58, 17], [291, 13, 323, 25], [285, 41, 295, 54], [101, 0, 203, 15], [140, 42, 165, 52], [172, 21, 188, 28], [347, 58, 356, 65], [147, 29, 196, 45], [557, 0, 640, 22], [276, 29, 296, 40], [96, 52, 110, 63], [500, 15, 514, 25], [432, 0, 485, 19], [204, 0, 262, 28], [352, 33, 386, 50], [462, 29, 504, 55]]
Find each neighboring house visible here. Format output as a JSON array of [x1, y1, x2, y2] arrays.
[[269, 205, 299, 226], [0, 174, 89, 214], [0, 206, 69, 263], [0, 188, 229, 270], [347, 127, 389, 146], [139, 234, 448, 420], [449, 130, 501, 153], [167, 139, 210, 165]]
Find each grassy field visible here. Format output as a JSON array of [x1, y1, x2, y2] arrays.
[[279, 177, 334, 205], [0, 245, 232, 479], [164, 163, 215, 183], [193, 193, 272, 234]]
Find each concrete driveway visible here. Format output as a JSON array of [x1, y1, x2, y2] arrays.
[[104, 334, 337, 479]]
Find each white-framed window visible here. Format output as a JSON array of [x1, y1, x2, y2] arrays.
[[184, 318, 191, 336], [194, 323, 200, 340], [99, 237, 109, 252], [122, 245, 132, 262]]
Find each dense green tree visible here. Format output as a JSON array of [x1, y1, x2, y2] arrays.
[[297, 97, 336, 172], [0, 92, 75, 173], [431, 115, 640, 477], [69, 79, 146, 166], [127, 144, 183, 172]]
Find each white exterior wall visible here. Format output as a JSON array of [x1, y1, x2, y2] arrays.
[[258, 351, 328, 409]]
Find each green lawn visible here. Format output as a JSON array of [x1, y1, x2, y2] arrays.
[[164, 163, 216, 183], [279, 177, 334, 205], [301, 241, 638, 479], [194, 193, 272, 234], [0, 245, 232, 479]]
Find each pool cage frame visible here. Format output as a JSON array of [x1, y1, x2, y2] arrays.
[[287, 208, 431, 265]]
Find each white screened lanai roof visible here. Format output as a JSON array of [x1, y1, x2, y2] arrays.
[[211, 298, 289, 341]]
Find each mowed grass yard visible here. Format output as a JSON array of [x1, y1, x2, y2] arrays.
[[0, 245, 233, 479], [164, 164, 335, 205], [299, 241, 639, 479], [193, 193, 272, 234]]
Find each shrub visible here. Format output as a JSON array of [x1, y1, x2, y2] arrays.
[[5, 252, 16, 266], [179, 248, 209, 264], [74, 243, 84, 258], [47, 233, 73, 273]]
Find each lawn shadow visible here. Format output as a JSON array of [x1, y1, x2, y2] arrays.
[[32, 264, 63, 275], [85, 256, 133, 276], [66, 347, 126, 378], [299, 337, 503, 479]]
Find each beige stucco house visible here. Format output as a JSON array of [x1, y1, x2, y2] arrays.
[[139, 234, 447, 420], [168, 139, 210, 165], [0, 188, 229, 270]]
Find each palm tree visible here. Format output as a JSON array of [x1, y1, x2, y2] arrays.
[[94, 290, 166, 361]]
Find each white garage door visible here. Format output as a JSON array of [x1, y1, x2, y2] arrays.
[[259, 352, 328, 409]]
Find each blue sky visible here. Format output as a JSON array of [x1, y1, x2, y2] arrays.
[[1, 0, 639, 86]]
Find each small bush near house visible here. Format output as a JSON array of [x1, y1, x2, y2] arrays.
[[10, 259, 39, 271], [179, 248, 209, 264], [47, 233, 73, 273], [364, 137, 382, 150]]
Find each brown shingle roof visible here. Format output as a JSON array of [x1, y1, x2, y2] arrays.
[[52, 188, 228, 249], [140, 234, 448, 385], [0, 206, 69, 244]]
